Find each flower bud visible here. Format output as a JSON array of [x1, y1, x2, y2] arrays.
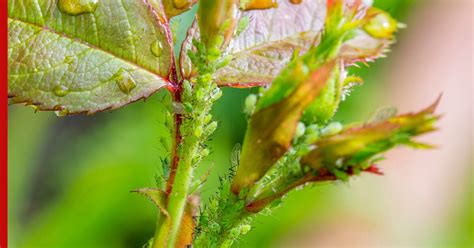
[[363, 8, 398, 39], [231, 61, 336, 194], [198, 0, 239, 50]]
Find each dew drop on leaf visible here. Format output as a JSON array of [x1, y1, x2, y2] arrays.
[[241, 0, 278, 11], [289, 0, 302, 4], [150, 40, 163, 57], [173, 0, 189, 9], [112, 69, 137, 94], [58, 0, 98, 16], [53, 85, 70, 97]]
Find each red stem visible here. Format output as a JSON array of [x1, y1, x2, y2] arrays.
[[149, 0, 183, 195], [167, 82, 183, 194], [245, 165, 382, 212]]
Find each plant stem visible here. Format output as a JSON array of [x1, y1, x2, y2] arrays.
[[165, 135, 199, 246], [152, 212, 169, 248], [152, 75, 219, 247]]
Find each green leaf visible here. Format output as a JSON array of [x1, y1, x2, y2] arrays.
[[132, 188, 169, 216], [8, 0, 173, 115], [180, 0, 327, 86]]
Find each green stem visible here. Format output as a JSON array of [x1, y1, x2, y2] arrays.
[[165, 137, 199, 246], [152, 78, 219, 247], [152, 212, 169, 248]]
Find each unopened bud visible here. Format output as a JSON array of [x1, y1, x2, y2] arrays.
[[363, 8, 398, 39], [198, 0, 239, 50]]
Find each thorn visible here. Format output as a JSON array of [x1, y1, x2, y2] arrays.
[[364, 165, 384, 175], [425, 93, 443, 113]]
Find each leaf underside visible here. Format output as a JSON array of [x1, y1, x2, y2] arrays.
[[8, 0, 173, 115], [180, 0, 327, 87]]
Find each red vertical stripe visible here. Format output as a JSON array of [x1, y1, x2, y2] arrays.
[[0, 0, 8, 247]]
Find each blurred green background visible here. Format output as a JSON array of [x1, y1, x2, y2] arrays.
[[8, 0, 473, 247]]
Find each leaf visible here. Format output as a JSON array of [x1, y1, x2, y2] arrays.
[[8, 0, 174, 115], [180, 0, 327, 86], [302, 5, 400, 125], [340, 7, 398, 65], [132, 188, 169, 216]]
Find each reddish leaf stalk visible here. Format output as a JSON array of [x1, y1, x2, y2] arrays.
[[246, 165, 382, 212]]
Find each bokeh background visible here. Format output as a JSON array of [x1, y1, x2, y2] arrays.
[[8, 0, 473, 247]]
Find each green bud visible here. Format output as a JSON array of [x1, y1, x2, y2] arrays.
[[300, 98, 440, 170], [363, 8, 398, 39], [198, 0, 238, 50], [232, 62, 336, 194]]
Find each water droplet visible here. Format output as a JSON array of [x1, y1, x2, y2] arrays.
[[173, 0, 190, 9], [64, 55, 75, 64], [53, 85, 70, 97], [150, 40, 163, 57], [112, 69, 136, 94], [241, 0, 278, 11], [58, 0, 98, 16], [289, 0, 302, 4]]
